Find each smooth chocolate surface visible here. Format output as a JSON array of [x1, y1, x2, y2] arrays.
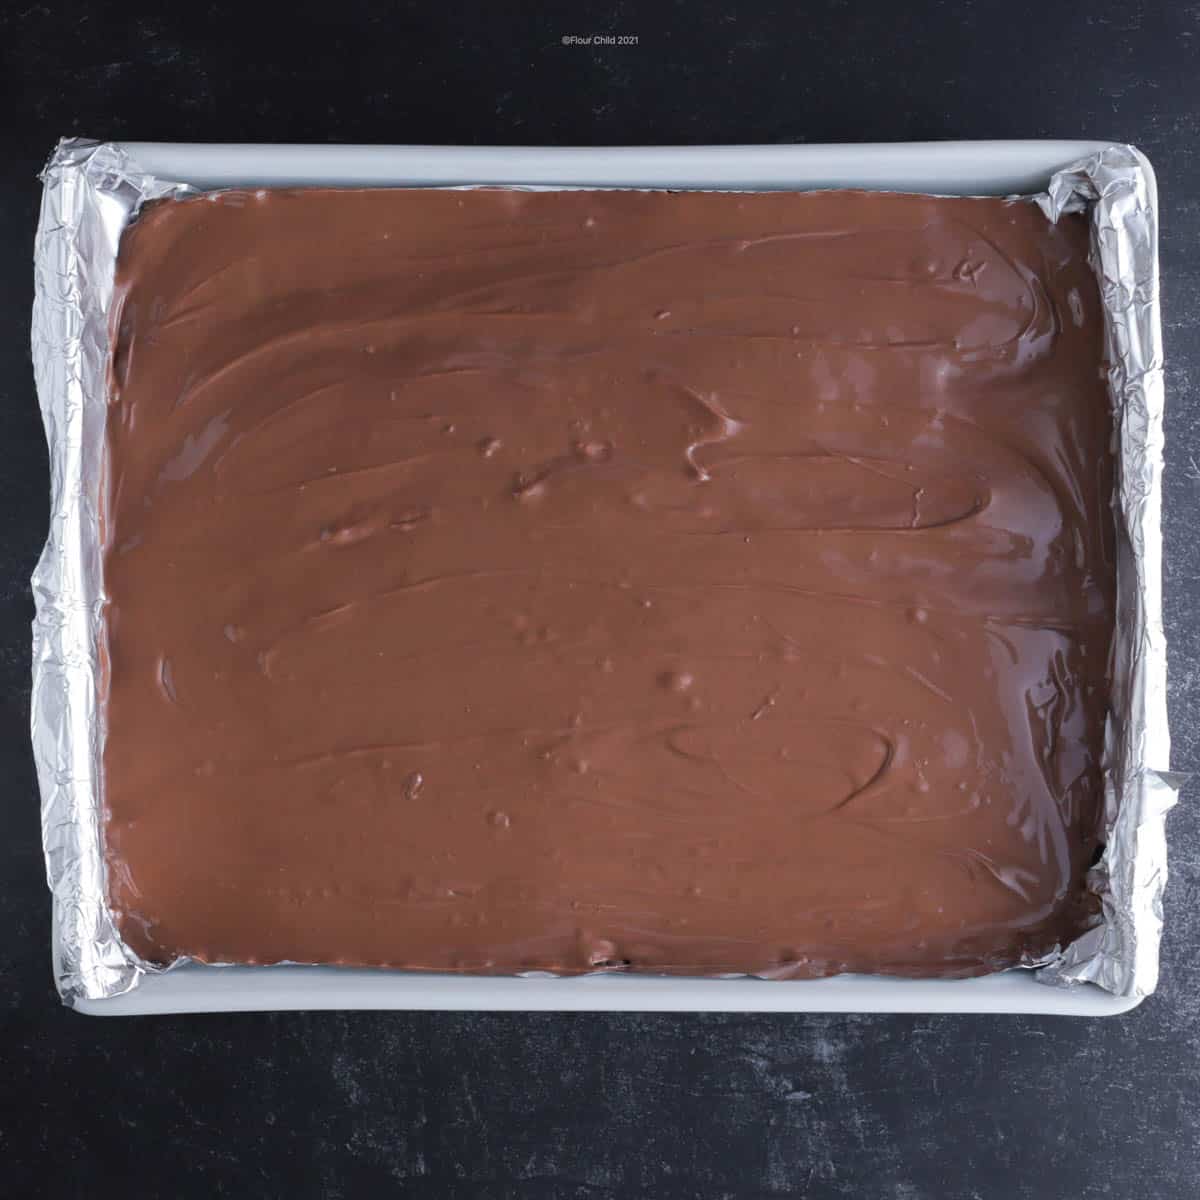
[[103, 186, 1113, 977]]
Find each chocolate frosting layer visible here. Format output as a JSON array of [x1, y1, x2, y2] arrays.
[[103, 186, 1114, 978]]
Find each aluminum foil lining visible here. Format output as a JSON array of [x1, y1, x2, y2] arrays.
[[31, 138, 1177, 1004], [31, 141, 197, 1004], [1034, 147, 1179, 996]]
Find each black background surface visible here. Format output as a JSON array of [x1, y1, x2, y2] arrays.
[[3, 4, 1198, 1197]]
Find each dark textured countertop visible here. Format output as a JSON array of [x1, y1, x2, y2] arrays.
[[2, 4, 1197, 1197]]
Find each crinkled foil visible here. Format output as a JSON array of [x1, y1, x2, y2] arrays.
[[31, 139, 1177, 1004], [1034, 146, 1179, 996], [31, 140, 194, 1004]]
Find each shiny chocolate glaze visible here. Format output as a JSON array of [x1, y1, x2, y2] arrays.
[[103, 186, 1113, 977]]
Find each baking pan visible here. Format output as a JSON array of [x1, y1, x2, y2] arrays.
[[40, 139, 1162, 1015]]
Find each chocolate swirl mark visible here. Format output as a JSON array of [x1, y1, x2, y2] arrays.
[[154, 215, 1044, 424], [153, 258, 258, 330], [272, 453, 452, 494], [661, 451, 989, 534], [155, 409, 233, 483], [147, 387, 463, 493], [640, 408, 1076, 573], [370, 228, 868, 271], [678, 386, 746, 482], [200, 371, 474, 469], [662, 720, 896, 817], [238, 569, 1095, 675], [205, 230, 906, 326], [155, 257, 699, 433], [487, 389, 1058, 542], [396, 222, 1034, 326], [162, 307, 610, 418], [156, 400, 1037, 545], [961, 850, 1042, 904], [308, 505, 433, 550], [143, 259, 1049, 508], [951, 220, 1059, 361], [262, 596, 900, 689], [155, 656, 178, 705], [1004, 629, 1088, 891], [512, 438, 616, 501], [255, 717, 897, 828]]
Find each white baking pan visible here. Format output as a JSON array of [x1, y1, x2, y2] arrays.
[[74, 139, 1150, 1016]]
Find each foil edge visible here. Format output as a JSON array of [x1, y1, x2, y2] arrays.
[[31, 139, 191, 1003], [1035, 145, 1179, 998]]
